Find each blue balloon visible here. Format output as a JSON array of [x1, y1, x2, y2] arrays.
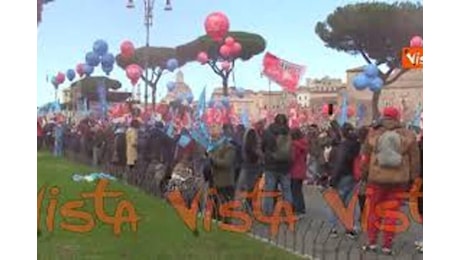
[[167, 81, 176, 92], [85, 52, 100, 67], [166, 58, 179, 72], [236, 87, 245, 98], [186, 92, 194, 104], [83, 64, 94, 76], [369, 77, 384, 92], [353, 73, 371, 91], [102, 65, 113, 76], [101, 53, 115, 67], [364, 64, 379, 78], [66, 69, 76, 81], [93, 40, 109, 57], [221, 97, 230, 108]]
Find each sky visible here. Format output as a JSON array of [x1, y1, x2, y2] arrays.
[[37, 0, 407, 107]]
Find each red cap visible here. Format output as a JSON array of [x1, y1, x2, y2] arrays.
[[382, 106, 400, 120]]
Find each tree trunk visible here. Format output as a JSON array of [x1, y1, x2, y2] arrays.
[[222, 76, 229, 97], [371, 90, 381, 121], [151, 85, 157, 112]]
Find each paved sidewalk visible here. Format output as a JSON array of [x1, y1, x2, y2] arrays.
[[247, 185, 423, 260]]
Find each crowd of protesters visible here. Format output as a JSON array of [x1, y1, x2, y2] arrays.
[[37, 106, 423, 255]]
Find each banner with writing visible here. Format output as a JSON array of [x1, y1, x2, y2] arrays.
[[262, 52, 306, 93]]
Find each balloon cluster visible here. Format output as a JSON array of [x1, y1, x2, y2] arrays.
[[197, 12, 242, 72], [119, 40, 142, 86], [50, 72, 66, 89], [352, 64, 383, 93], [79, 39, 116, 78], [119, 40, 179, 86]]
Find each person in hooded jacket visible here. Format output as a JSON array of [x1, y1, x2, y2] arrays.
[[261, 114, 293, 215], [360, 107, 420, 255], [326, 122, 361, 239], [208, 124, 237, 222], [235, 127, 263, 212], [289, 128, 308, 215]]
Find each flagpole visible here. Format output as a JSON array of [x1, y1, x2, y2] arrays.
[[268, 79, 272, 113]]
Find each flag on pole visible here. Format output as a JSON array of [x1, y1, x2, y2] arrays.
[[195, 86, 206, 121], [356, 103, 366, 127], [261, 52, 306, 93], [241, 106, 250, 128], [338, 92, 348, 126], [411, 104, 422, 128]]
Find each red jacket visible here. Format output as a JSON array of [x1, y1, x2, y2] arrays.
[[37, 121, 43, 137], [290, 138, 308, 180]]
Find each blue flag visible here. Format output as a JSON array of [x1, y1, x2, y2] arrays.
[[190, 122, 210, 149], [166, 123, 175, 138], [411, 104, 422, 128], [52, 101, 61, 113], [178, 134, 192, 148], [338, 92, 348, 126], [241, 106, 250, 128], [195, 86, 206, 121], [356, 103, 366, 127]]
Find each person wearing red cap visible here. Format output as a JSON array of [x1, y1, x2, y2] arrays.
[[360, 106, 420, 255]]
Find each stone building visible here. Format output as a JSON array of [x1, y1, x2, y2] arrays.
[[296, 77, 346, 109], [211, 87, 297, 121]]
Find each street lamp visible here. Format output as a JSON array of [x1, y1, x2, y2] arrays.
[[126, 0, 172, 109]]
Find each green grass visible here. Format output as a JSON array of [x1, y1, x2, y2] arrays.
[[38, 152, 302, 260]]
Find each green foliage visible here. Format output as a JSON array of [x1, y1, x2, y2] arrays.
[[70, 76, 122, 95], [115, 46, 181, 70], [315, 1, 422, 69], [176, 31, 266, 65]]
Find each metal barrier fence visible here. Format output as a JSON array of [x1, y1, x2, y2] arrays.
[[55, 145, 422, 260]]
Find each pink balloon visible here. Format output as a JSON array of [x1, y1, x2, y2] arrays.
[[221, 61, 230, 71], [219, 44, 231, 58], [322, 104, 329, 116], [76, 63, 85, 77], [126, 64, 143, 85], [196, 51, 209, 64], [225, 36, 235, 46], [231, 42, 242, 56], [56, 72, 66, 84], [204, 12, 230, 42], [120, 40, 135, 59], [410, 36, 423, 47]]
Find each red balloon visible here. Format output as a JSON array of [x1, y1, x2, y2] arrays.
[[120, 40, 135, 59], [76, 63, 85, 77], [231, 42, 242, 56], [410, 35, 423, 47], [225, 36, 235, 46], [196, 51, 209, 64], [56, 72, 66, 84], [204, 12, 230, 42], [219, 44, 231, 58], [347, 106, 355, 117], [126, 64, 143, 85], [221, 61, 230, 71]]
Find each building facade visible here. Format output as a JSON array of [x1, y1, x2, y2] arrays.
[[346, 66, 423, 123]]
